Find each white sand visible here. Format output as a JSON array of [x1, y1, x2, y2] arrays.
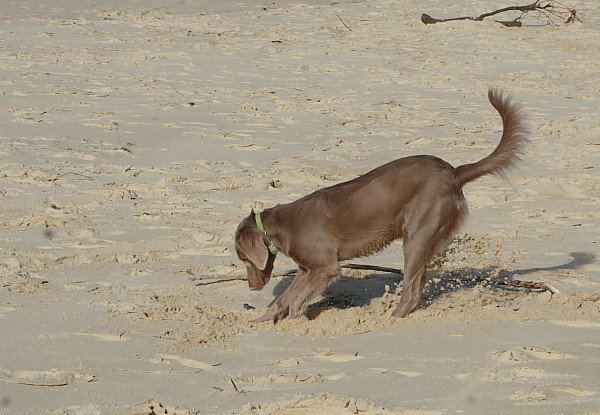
[[1, 0, 599, 414]]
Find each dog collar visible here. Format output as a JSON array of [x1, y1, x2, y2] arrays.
[[255, 212, 278, 254]]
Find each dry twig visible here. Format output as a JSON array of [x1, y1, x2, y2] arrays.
[[230, 379, 240, 393], [337, 15, 352, 31]]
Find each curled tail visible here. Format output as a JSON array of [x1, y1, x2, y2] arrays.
[[455, 88, 529, 187]]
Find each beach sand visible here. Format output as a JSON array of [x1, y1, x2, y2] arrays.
[[1, 0, 599, 414]]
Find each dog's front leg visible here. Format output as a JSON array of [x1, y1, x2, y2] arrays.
[[288, 264, 341, 319], [252, 266, 309, 323]]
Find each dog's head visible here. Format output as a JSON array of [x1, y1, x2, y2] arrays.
[[235, 210, 276, 291]]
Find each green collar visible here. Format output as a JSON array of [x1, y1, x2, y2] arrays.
[[255, 212, 278, 254]]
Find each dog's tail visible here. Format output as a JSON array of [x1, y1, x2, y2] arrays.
[[455, 88, 529, 187]]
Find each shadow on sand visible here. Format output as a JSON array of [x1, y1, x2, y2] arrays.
[[268, 252, 596, 318]]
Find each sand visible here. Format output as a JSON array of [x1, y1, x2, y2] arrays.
[[1, 0, 600, 413]]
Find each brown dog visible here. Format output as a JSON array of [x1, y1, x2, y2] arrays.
[[235, 88, 528, 323]]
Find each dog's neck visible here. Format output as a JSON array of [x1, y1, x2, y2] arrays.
[[255, 211, 278, 254]]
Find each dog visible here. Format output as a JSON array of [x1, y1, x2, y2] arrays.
[[235, 88, 528, 323]]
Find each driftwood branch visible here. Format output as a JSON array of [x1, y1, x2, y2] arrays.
[[421, 0, 578, 27], [195, 263, 560, 294]]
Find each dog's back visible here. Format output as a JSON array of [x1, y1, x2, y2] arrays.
[[285, 155, 460, 260]]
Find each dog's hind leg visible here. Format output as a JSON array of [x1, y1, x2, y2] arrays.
[[392, 211, 457, 318], [392, 241, 429, 318]]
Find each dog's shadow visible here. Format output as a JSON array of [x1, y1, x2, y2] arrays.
[[269, 252, 596, 318]]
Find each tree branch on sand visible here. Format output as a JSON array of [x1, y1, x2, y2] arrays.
[[197, 263, 560, 295], [421, 1, 581, 27]]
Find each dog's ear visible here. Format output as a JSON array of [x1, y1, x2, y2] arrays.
[[236, 218, 269, 270]]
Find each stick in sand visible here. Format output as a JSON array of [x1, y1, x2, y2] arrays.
[[230, 379, 240, 393], [196, 263, 560, 294], [337, 15, 352, 31]]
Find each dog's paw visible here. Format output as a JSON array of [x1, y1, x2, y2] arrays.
[[250, 313, 274, 324], [287, 309, 304, 320], [391, 303, 412, 318], [287, 302, 308, 320], [251, 303, 287, 323]]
